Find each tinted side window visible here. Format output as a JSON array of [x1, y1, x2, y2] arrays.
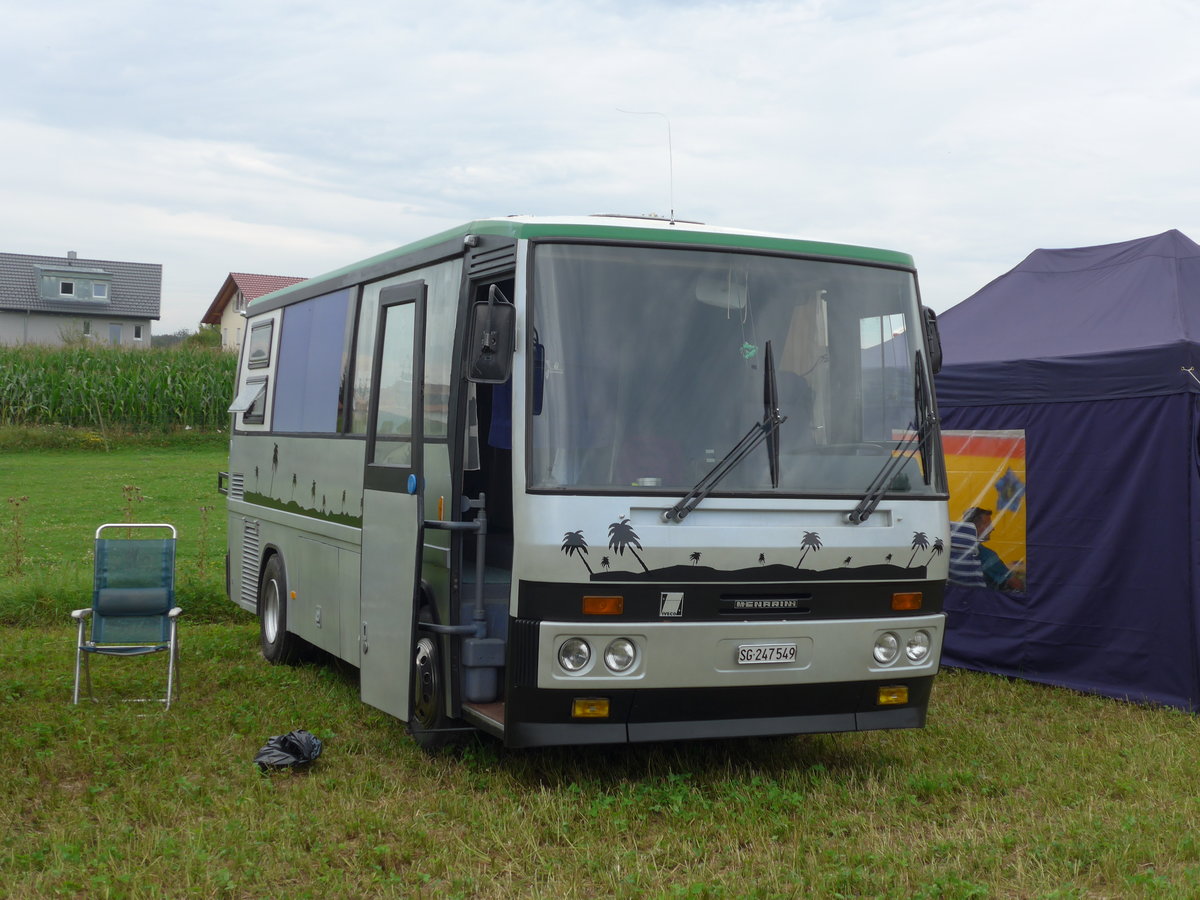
[[273, 289, 351, 433]]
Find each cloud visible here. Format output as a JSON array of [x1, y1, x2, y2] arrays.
[[1, 0, 1199, 332]]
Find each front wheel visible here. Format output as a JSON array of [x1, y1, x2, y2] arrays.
[[258, 554, 305, 664], [408, 626, 468, 751]]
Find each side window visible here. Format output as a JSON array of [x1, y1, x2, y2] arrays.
[[370, 302, 416, 466], [273, 289, 351, 433], [247, 320, 274, 368], [422, 260, 464, 437], [349, 298, 380, 434], [351, 258, 462, 435], [231, 312, 280, 430], [233, 377, 269, 425]]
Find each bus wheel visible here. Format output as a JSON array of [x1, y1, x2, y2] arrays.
[[409, 631, 464, 750], [258, 554, 303, 665]]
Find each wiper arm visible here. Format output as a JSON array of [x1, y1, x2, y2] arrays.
[[846, 429, 920, 525], [847, 351, 937, 524], [664, 341, 786, 522]]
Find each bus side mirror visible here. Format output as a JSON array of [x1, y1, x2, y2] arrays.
[[922, 306, 943, 375], [467, 285, 515, 383]]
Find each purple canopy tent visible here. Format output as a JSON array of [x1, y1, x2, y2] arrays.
[[935, 230, 1200, 710]]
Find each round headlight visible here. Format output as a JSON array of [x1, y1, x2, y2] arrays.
[[604, 638, 637, 673], [558, 638, 591, 672], [873, 632, 900, 665], [905, 630, 931, 662]]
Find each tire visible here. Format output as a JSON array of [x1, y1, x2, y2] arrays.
[[258, 554, 305, 665], [408, 612, 469, 751]]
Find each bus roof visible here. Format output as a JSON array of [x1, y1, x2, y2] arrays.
[[248, 215, 916, 311]]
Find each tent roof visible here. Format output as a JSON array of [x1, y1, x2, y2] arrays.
[[936, 230, 1200, 405]]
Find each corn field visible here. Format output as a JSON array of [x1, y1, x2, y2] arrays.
[[0, 345, 237, 430]]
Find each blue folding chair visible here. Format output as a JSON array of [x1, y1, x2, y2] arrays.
[[72, 524, 181, 710]]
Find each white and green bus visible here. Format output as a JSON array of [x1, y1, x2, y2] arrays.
[[221, 215, 948, 749]]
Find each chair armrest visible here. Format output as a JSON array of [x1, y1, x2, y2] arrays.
[[168, 607, 183, 618], [71, 608, 93, 620]]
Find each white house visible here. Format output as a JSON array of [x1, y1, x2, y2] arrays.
[[202, 272, 306, 352], [0, 250, 161, 348]]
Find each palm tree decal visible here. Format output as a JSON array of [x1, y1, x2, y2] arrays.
[[601, 556, 611, 572], [608, 517, 649, 571], [290, 473, 297, 501], [907, 531, 930, 566], [690, 552, 702, 566], [758, 553, 766, 566], [796, 531, 823, 567], [271, 443, 279, 495], [561, 531, 594, 575], [926, 537, 945, 566]]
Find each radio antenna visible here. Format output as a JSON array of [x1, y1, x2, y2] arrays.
[[617, 108, 675, 223]]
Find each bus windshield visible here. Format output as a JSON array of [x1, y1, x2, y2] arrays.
[[529, 242, 938, 497]]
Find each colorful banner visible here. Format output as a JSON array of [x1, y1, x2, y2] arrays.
[[942, 430, 1027, 590]]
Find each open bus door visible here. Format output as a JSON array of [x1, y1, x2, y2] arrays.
[[360, 282, 426, 721]]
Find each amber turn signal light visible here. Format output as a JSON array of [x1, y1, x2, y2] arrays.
[[583, 595, 624, 615], [891, 592, 922, 611]]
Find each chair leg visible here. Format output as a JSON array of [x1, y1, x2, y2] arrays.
[[164, 621, 178, 711], [73, 645, 82, 705], [73, 617, 89, 705]]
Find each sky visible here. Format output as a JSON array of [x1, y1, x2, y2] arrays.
[[2, 0, 1198, 334]]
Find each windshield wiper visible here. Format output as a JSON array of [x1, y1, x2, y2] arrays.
[[847, 351, 935, 525], [664, 341, 786, 522]]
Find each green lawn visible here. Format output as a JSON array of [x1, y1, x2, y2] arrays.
[[4, 442, 1200, 897], [0, 439, 231, 624]]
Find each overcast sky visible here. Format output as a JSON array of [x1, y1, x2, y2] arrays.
[[2, 0, 1197, 333]]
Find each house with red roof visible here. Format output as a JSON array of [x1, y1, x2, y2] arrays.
[[202, 272, 306, 352]]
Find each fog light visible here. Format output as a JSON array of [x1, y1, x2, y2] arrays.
[[877, 685, 909, 705], [572, 697, 610, 718], [905, 630, 932, 662], [558, 638, 591, 672], [873, 632, 900, 665], [604, 638, 637, 673]]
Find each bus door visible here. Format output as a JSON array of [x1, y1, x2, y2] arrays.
[[360, 281, 426, 721]]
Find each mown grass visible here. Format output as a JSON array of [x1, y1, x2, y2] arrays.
[[5, 438, 1200, 896], [0, 439, 232, 625]]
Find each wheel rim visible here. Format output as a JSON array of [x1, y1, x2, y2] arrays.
[[262, 578, 280, 643], [412, 636, 440, 728]]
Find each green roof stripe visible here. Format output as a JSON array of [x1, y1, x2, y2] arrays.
[[250, 217, 914, 309]]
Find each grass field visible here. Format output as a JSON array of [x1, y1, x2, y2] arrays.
[[4, 439, 1200, 897]]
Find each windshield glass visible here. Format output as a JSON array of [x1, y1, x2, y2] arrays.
[[528, 242, 938, 497]]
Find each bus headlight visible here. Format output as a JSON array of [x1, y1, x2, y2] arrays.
[[604, 638, 637, 673], [905, 630, 932, 662], [873, 632, 900, 665], [558, 638, 591, 672]]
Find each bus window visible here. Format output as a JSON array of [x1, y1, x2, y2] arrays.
[[370, 301, 416, 467], [274, 288, 351, 433]]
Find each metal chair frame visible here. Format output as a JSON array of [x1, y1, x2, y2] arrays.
[[72, 523, 181, 710]]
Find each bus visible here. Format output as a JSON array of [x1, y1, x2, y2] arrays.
[[221, 215, 948, 749]]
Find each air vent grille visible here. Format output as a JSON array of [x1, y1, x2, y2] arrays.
[[240, 520, 261, 608]]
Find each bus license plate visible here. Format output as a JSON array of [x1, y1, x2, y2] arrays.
[[737, 643, 797, 665]]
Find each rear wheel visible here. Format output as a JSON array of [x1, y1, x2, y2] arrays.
[[259, 554, 304, 664]]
